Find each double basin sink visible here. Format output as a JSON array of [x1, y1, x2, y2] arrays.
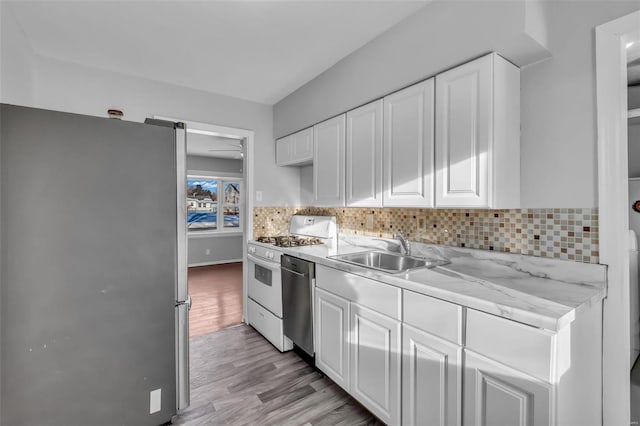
[[330, 250, 449, 274]]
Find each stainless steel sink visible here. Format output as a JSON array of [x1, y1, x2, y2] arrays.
[[330, 251, 448, 273]]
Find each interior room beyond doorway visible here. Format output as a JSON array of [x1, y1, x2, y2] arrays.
[[188, 262, 243, 336]]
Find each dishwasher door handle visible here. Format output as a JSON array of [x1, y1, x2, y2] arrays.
[[282, 266, 308, 278]]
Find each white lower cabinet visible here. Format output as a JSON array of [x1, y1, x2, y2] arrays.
[[314, 266, 602, 426], [402, 324, 461, 426], [463, 350, 552, 426], [315, 288, 350, 392], [350, 303, 401, 426]]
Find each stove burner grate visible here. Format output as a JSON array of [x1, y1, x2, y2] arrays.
[[256, 235, 323, 247]]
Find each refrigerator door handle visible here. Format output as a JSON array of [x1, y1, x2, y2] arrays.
[[176, 304, 190, 410], [174, 123, 190, 412]]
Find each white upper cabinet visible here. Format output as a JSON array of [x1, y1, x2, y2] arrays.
[[275, 127, 313, 166], [313, 115, 346, 206], [435, 53, 520, 208], [276, 134, 292, 165], [383, 79, 435, 207], [346, 100, 383, 207]]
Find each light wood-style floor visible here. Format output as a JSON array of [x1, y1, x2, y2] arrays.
[[188, 263, 243, 337], [175, 325, 382, 426]]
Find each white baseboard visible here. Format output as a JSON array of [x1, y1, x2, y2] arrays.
[[188, 259, 243, 267]]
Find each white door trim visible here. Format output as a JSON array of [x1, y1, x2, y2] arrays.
[[595, 10, 640, 426], [155, 116, 255, 324]]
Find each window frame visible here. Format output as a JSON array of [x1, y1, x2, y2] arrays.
[[186, 174, 243, 236]]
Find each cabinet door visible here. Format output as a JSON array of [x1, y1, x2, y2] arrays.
[[435, 54, 492, 207], [402, 324, 461, 426], [383, 79, 434, 207], [464, 350, 553, 426], [292, 127, 313, 164], [313, 115, 346, 206], [275, 134, 291, 166], [315, 288, 350, 392], [350, 303, 401, 426], [346, 99, 383, 207]]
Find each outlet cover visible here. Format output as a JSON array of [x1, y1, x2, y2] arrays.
[[150, 389, 161, 414], [417, 216, 427, 232], [205, 248, 211, 255], [365, 214, 374, 230]]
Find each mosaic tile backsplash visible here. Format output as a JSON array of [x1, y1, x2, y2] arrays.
[[253, 207, 599, 264]]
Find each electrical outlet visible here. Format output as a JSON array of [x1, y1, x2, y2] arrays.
[[205, 249, 211, 255], [417, 216, 427, 232], [150, 389, 161, 414], [365, 214, 374, 230], [255, 191, 263, 202]]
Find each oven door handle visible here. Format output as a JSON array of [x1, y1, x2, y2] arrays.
[[247, 253, 280, 270]]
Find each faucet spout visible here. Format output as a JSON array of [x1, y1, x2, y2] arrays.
[[393, 232, 411, 256]]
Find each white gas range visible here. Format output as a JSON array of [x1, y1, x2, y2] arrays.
[[246, 215, 336, 352]]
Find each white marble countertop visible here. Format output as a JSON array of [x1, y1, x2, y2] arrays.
[[258, 235, 607, 331]]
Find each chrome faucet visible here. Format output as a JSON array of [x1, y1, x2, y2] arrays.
[[394, 232, 411, 256]]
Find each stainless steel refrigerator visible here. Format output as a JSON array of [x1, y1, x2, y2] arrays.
[[0, 104, 190, 425]]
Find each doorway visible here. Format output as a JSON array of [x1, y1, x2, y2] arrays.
[[157, 116, 255, 411], [184, 149, 244, 336], [595, 10, 640, 426]]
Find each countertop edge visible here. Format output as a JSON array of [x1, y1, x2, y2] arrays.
[[274, 245, 606, 332]]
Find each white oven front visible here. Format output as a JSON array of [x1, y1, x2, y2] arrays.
[[247, 253, 282, 318]]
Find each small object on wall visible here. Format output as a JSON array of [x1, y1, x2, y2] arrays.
[[107, 109, 123, 119], [633, 200, 640, 213]]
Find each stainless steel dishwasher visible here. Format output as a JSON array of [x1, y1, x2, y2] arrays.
[[281, 254, 315, 357]]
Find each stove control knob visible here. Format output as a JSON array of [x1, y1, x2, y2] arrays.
[[249, 246, 256, 254], [267, 252, 274, 259]]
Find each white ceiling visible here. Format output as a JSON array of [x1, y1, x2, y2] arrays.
[[7, 0, 429, 105]]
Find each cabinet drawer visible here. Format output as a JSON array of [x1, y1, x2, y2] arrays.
[[316, 265, 401, 320], [247, 298, 293, 352], [466, 309, 556, 382], [403, 290, 462, 344]]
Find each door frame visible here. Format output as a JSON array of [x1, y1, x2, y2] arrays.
[[595, 10, 640, 426], [156, 116, 255, 323]]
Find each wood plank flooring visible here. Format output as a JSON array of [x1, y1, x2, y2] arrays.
[[175, 324, 383, 426], [188, 263, 243, 337]]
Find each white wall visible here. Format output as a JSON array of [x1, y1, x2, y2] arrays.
[[521, 1, 640, 208], [275, 0, 640, 209], [188, 235, 243, 266], [274, 0, 549, 138], [1, 31, 299, 208], [31, 55, 300, 207], [0, 4, 36, 106], [187, 155, 243, 175]]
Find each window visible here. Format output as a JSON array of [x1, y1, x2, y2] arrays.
[[187, 177, 241, 233], [223, 182, 241, 228]]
